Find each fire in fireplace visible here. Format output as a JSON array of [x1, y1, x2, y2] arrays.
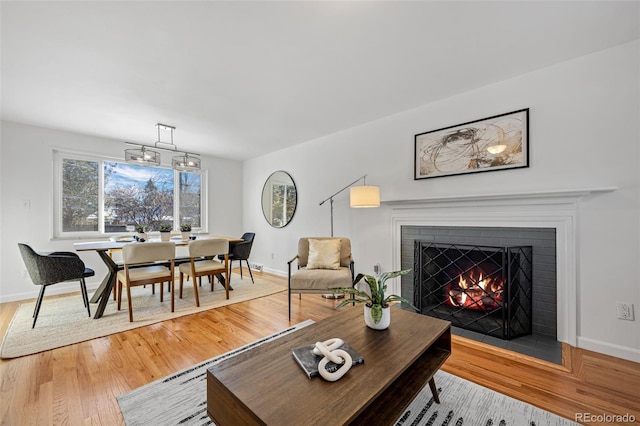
[[414, 241, 532, 339], [445, 269, 503, 311]]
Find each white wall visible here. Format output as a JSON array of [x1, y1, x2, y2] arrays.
[[243, 41, 640, 362], [0, 121, 244, 302]]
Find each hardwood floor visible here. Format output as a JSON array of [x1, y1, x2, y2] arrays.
[[1, 271, 638, 425]]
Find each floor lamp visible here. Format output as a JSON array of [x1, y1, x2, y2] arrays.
[[319, 174, 380, 236]]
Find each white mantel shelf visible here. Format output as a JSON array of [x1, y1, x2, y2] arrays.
[[382, 187, 618, 207]]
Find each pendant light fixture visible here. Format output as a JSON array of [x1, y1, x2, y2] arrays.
[[172, 152, 201, 172], [124, 145, 161, 166], [124, 123, 201, 171]]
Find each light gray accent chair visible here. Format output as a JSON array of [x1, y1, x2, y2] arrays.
[[287, 237, 354, 320], [18, 243, 94, 328]]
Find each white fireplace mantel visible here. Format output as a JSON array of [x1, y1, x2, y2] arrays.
[[386, 187, 617, 347], [382, 187, 618, 208]]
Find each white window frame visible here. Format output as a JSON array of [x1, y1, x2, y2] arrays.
[[52, 150, 208, 239]]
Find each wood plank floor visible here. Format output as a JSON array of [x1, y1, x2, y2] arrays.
[[1, 271, 638, 425]]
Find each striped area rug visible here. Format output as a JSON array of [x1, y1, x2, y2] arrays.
[[117, 321, 578, 426]]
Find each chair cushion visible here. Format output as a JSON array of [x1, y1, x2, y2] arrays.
[[306, 239, 341, 270], [117, 265, 171, 285], [290, 267, 352, 291], [298, 237, 352, 268], [179, 259, 226, 276]]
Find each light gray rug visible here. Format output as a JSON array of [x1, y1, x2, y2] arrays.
[[117, 321, 578, 426]]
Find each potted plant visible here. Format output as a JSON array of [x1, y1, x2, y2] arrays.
[[159, 223, 172, 241], [331, 269, 417, 330], [180, 223, 192, 241], [135, 224, 148, 240]]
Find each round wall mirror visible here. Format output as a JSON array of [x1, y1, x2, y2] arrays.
[[262, 171, 297, 228]]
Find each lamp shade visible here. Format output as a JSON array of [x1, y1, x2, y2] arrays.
[[125, 146, 161, 166], [350, 185, 380, 208], [172, 153, 201, 172]]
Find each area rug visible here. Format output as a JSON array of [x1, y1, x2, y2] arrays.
[[0, 273, 284, 359], [117, 322, 578, 426]]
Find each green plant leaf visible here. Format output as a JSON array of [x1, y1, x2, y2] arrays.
[[363, 274, 378, 296], [378, 269, 411, 287], [335, 298, 366, 309], [370, 304, 383, 324], [328, 288, 371, 309], [353, 273, 367, 286], [385, 295, 418, 311], [328, 287, 369, 299]]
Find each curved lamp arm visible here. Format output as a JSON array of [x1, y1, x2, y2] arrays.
[[319, 175, 369, 237]]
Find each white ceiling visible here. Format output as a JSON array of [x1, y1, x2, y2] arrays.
[[1, 1, 638, 161]]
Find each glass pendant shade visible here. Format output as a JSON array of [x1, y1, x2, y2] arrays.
[[125, 146, 161, 166], [350, 185, 380, 208], [172, 153, 201, 172]]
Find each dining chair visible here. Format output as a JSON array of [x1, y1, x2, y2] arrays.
[[116, 242, 176, 322], [179, 239, 230, 306], [18, 243, 94, 328], [218, 232, 255, 285]]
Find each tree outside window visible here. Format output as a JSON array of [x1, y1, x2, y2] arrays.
[[62, 159, 99, 232], [179, 172, 201, 228], [104, 162, 174, 232]]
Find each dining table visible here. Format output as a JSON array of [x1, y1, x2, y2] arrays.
[[74, 235, 243, 319]]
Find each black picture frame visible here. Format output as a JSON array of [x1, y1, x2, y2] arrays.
[[414, 108, 529, 180]]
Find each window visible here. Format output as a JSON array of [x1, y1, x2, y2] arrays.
[[270, 181, 296, 228], [61, 159, 100, 232], [54, 151, 206, 238]]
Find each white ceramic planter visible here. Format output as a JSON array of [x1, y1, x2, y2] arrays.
[[181, 231, 190, 241], [364, 305, 391, 330], [160, 232, 170, 242]]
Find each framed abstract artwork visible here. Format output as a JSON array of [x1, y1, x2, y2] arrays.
[[414, 108, 529, 180]]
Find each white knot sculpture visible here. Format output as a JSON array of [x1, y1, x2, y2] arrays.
[[313, 338, 352, 382]]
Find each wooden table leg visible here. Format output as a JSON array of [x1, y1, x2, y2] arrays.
[[428, 377, 440, 404]]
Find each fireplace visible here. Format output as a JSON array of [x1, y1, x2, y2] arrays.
[[387, 190, 609, 362], [414, 241, 533, 339]]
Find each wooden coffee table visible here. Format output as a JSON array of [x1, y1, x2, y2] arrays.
[[207, 306, 451, 425]]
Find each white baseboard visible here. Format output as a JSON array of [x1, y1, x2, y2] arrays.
[[0, 278, 103, 304], [262, 267, 286, 277], [577, 336, 640, 363]]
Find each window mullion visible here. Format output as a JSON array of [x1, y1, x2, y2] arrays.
[[174, 169, 180, 230], [99, 159, 105, 234]]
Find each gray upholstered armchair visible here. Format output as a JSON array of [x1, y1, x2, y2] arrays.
[[287, 237, 354, 320], [18, 243, 94, 328]]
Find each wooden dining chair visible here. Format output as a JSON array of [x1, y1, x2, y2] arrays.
[[116, 242, 176, 322], [179, 239, 230, 306]]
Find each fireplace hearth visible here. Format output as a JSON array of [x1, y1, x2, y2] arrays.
[[414, 241, 533, 340]]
